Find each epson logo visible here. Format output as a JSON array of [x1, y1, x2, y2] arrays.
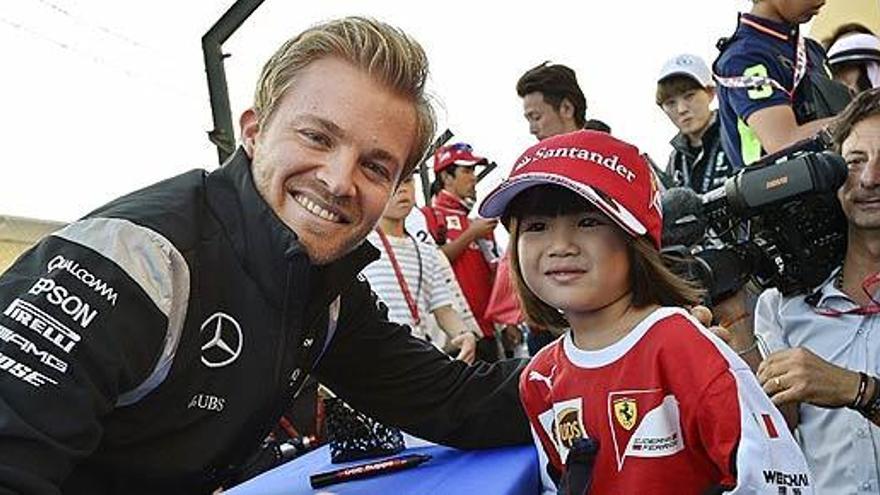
[[28, 278, 98, 329], [0, 324, 67, 373], [47, 255, 118, 306]]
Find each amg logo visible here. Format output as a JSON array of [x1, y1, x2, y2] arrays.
[[763, 470, 810, 487], [47, 255, 118, 306], [3, 299, 81, 353], [0, 324, 67, 373]]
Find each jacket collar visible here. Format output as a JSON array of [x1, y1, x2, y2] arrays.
[[432, 190, 472, 214], [204, 147, 379, 308], [738, 12, 798, 42]]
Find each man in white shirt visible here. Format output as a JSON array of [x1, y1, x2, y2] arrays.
[[715, 88, 880, 493]]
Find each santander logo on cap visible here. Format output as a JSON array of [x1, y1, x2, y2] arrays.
[[513, 145, 638, 184], [481, 130, 663, 248]]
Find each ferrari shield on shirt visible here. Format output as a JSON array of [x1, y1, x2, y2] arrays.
[[520, 307, 812, 494]]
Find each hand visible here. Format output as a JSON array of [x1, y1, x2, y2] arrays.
[[690, 305, 736, 346], [757, 347, 861, 408], [690, 305, 713, 327], [690, 289, 756, 353], [451, 332, 477, 365], [467, 218, 499, 240]]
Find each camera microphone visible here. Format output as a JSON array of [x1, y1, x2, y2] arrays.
[[661, 187, 708, 247]]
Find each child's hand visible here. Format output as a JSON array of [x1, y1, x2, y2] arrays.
[[467, 218, 499, 239], [451, 332, 477, 365], [690, 305, 713, 326]]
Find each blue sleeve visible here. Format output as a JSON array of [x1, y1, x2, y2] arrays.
[[717, 49, 791, 123]]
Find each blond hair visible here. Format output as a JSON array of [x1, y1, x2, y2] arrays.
[[253, 17, 436, 178]]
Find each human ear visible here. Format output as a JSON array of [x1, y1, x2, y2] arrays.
[[239, 108, 260, 157]]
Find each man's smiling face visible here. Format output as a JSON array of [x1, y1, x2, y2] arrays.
[[241, 57, 417, 264]]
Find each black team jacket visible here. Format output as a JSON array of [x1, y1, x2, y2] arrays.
[[0, 149, 528, 494]]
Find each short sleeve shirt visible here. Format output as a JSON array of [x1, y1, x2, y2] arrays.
[[362, 231, 454, 348], [714, 13, 831, 168], [755, 273, 880, 493]]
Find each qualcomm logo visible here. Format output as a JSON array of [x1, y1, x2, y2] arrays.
[[200, 312, 243, 368]]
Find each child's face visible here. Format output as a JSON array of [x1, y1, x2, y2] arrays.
[[383, 176, 416, 221], [517, 209, 631, 319]]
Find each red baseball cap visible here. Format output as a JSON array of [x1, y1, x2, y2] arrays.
[[478, 130, 663, 248], [433, 142, 489, 174]]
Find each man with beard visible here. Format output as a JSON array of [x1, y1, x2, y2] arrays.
[[0, 17, 528, 495], [717, 88, 880, 493]]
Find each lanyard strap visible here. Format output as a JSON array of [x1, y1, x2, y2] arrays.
[[814, 271, 880, 317], [375, 227, 420, 325], [714, 20, 807, 101]]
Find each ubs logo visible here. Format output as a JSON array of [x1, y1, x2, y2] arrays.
[[188, 393, 226, 412], [200, 312, 243, 368]]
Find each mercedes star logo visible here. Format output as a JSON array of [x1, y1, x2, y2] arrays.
[[200, 312, 243, 368]]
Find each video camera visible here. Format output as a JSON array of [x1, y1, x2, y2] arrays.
[[661, 132, 848, 303]]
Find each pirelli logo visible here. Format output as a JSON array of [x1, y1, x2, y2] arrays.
[[3, 298, 81, 353]]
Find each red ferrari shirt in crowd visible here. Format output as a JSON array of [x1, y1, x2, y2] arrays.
[[422, 191, 497, 338], [520, 307, 813, 494]]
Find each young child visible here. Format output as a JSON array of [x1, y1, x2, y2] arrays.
[[362, 173, 478, 364], [478, 130, 812, 494]]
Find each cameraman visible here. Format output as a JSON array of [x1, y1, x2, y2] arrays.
[[715, 88, 880, 494], [713, 0, 851, 169]]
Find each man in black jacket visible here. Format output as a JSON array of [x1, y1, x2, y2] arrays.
[[656, 53, 734, 194], [0, 17, 528, 495]]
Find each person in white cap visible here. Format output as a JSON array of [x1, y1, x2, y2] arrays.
[[828, 30, 880, 95], [656, 54, 734, 193]]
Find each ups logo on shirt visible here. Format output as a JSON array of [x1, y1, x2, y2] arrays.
[[552, 398, 587, 462], [557, 407, 583, 448]]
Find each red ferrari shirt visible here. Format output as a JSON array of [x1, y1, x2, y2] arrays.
[[421, 191, 496, 338], [520, 307, 813, 494]]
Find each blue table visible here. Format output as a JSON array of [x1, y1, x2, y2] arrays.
[[227, 438, 540, 495]]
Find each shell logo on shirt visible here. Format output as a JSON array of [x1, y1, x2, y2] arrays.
[[613, 397, 638, 431]]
